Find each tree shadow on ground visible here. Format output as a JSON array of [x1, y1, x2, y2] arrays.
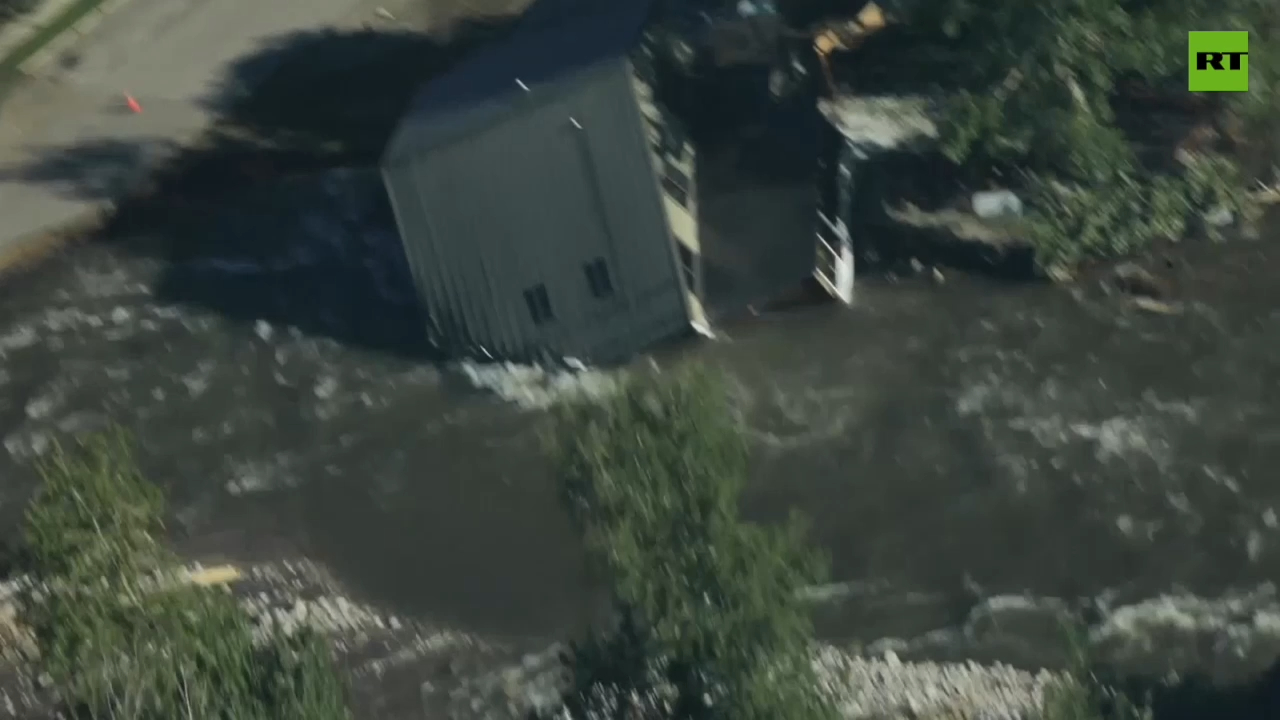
[[134, 23, 514, 359], [0, 136, 177, 202], [0, 19, 513, 201], [133, 168, 439, 358], [145, 19, 516, 200], [1, 16, 520, 358]]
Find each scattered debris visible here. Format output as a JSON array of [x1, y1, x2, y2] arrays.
[[971, 189, 1024, 219], [819, 95, 939, 153], [455, 360, 623, 410], [1203, 205, 1234, 228], [1109, 262, 1169, 300], [1046, 264, 1074, 283], [1131, 297, 1181, 315]]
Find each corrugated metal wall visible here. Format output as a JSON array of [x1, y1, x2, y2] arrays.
[[383, 60, 692, 362]]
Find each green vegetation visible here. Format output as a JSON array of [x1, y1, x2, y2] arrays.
[[897, 0, 1277, 272], [545, 366, 1172, 720], [547, 367, 835, 720], [14, 430, 348, 720]]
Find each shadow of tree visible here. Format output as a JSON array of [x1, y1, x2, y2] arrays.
[[135, 168, 438, 358], [131, 22, 514, 358], [0, 135, 178, 201], [0, 14, 521, 357], [160, 19, 516, 196], [197, 27, 502, 165]]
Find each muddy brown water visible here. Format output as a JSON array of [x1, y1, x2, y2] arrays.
[[0, 176, 1278, 689]]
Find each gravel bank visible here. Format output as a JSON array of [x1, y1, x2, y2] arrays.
[[0, 558, 1069, 720], [450, 643, 1063, 720], [815, 647, 1057, 720]]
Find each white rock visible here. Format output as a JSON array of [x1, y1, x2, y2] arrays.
[[972, 189, 1023, 219]]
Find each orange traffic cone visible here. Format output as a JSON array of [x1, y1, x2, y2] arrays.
[[124, 94, 142, 113]]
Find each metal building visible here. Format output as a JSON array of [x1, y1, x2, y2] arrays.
[[381, 0, 707, 364]]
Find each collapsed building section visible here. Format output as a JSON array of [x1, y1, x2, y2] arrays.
[[813, 94, 939, 301]]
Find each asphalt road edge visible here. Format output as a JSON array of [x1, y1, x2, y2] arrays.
[[0, 0, 139, 277]]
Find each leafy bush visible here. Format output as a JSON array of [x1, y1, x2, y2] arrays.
[[1018, 155, 1250, 273], [547, 366, 835, 720], [912, 0, 1275, 271], [16, 430, 348, 720]]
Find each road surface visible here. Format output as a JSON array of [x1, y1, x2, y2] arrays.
[[0, 0, 383, 256]]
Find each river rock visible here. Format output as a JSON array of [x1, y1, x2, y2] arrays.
[[1203, 205, 1234, 228], [1109, 262, 1169, 299], [1131, 297, 1181, 315], [971, 190, 1023, 219]]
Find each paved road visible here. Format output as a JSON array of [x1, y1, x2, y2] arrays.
[[0, 0, 382, 256]]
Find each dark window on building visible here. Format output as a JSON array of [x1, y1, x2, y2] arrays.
[[523, 284, 554, 325], [661, 174, 690, 208], [661, 156, 691, 208], [583, 257, 614, 299], [676, 242, 697, 292]]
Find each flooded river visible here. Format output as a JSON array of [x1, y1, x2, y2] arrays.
[[1, 172, 1278, 686]]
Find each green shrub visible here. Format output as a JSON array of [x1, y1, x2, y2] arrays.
[[547, 366, 835, 720], [918, 0, 1274, 272], [1019, 154, 1250, 274], [16, 430, 348, 720]]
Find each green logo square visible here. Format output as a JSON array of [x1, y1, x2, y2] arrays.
[[1188, 31, 1249, 92]]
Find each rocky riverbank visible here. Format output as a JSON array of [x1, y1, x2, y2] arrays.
[[0, 557, 1070, 720]]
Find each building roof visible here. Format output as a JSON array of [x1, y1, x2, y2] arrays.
[[383, 0, 656, 165]]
